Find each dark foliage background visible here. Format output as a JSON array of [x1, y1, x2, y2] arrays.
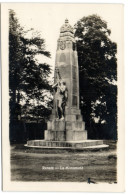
[[9, 10, 52, 143], [74, 15, 117, 139]]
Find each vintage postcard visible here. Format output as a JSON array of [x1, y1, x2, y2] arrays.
[[1, 3, 124, 192]]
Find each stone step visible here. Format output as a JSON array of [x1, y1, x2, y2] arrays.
[[47, 121, 85, 131], [65, 114, 83, 121], [66, 121, 85, 131], [45, 130, 66, 141], [27, 139, 104, 148], [44, 130, 87, 141], [51, 107, 81, 116], [66, 130, 87, 141], [47, 121, 65, 131], [65, 108, 81, 115], [49, 114, 83, 121]]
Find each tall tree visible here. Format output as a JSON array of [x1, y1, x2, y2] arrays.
[[9, 10, 52, 123], [74, 15, 117, 139]]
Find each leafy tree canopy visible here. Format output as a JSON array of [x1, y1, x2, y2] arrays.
[[74, 15, 117, 139], [9, 9, 53, 122]]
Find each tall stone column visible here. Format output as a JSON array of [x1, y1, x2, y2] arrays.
[[45, 19, 87, 141]]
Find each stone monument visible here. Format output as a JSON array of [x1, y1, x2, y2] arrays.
[[27, 19, 108, 149], [45, 19, 87, 142]]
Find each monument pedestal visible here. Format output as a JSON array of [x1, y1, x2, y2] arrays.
[[45, 128, 87, 141], [26, 108, 108, 149], [44, 108, 87, 141]]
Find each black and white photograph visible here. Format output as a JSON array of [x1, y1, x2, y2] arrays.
[[2, 3, 124, 192]]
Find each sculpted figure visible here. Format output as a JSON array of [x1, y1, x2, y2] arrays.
[[53, 78, 68, 120]]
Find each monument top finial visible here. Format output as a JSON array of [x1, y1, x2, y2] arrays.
[[60, 19, 73, 33], [65, 18, 69, 23]]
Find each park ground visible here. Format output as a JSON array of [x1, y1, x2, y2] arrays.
[[11, 140, 117, 183]]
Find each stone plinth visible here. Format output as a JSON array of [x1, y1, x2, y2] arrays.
[[45, 130, 87, 141], [44, 109, 87, 141], [27, 140, 106, 148]]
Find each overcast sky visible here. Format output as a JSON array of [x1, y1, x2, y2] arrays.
[[8, 3, 123, 77]]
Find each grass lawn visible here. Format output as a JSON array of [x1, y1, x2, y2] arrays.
[[11, 140, 117, 183]]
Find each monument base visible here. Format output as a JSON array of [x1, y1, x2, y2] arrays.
[[45, 130, 87, 141], [26, 139, 109, 149]]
